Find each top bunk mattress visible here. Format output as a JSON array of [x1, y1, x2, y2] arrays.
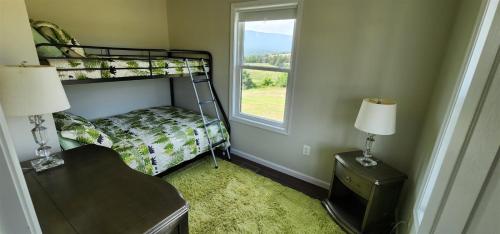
[[46, 57, 208, 81], [92, 106, 229, 175]]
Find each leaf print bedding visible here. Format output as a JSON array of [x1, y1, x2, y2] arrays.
[[53, 111, 113, 148], [91, 106, 229, 176], [47, 57, 208, 81]]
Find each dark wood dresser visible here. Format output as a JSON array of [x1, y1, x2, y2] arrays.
[[322, 151, 407, 234], [22, 145, 188, 234]]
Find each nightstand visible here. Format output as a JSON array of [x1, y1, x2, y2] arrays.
[[322, 151, 407, 234]]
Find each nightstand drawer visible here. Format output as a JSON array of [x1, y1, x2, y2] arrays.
[[335, 162, 372, 199]]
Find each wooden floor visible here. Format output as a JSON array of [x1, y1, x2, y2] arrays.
[[160, 151, 329, 199], [224, 154, 329, 200]]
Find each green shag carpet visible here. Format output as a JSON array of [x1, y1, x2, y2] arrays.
[[164, 158, 344, 234]]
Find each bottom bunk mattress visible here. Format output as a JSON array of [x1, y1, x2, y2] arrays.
[[57, 106, 230, 176]]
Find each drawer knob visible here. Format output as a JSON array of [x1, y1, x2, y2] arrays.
[[345, 176, 351, 183]]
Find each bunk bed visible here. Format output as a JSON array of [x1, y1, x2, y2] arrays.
[[34, 32, 231, 176]]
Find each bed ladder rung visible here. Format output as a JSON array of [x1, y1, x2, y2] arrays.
[[205, 119, 220, 126], [199, 100, 215, 105], [211, 139, 226, 148], [193, 78, 210, 83]]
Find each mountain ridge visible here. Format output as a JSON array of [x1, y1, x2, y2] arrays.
[[244, 30, 293, 56]]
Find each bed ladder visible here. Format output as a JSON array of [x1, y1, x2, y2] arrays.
[[185, 58, 230, 169]]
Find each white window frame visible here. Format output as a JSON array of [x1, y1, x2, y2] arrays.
[[229, 0, 302, 135]]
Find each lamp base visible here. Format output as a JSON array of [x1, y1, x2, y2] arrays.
[[356, 156, 378, 167], [30, 154, 64, 172]]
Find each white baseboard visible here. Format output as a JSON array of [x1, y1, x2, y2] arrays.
[[230, 148, 331, 189]]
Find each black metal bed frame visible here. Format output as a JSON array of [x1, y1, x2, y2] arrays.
[[36, 43, 231, 133]]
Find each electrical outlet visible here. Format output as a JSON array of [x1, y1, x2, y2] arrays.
[[302, 145, 311, 156]]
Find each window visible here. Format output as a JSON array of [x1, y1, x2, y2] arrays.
[[230, 0, 301, 134]]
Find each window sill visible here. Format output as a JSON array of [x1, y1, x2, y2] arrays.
[[230, 115, 290, 135]]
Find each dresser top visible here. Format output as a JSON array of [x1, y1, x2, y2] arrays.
[[22, 145, 188, 234], [335, 150, 407, 185]]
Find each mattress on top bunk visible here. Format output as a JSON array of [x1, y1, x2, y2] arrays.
[[57, 106, 229, 175], [46, 57, 208, 80]]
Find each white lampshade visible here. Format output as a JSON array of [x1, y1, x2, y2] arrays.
[[0, 65, 70, 116], [354, 98, 396, 135]]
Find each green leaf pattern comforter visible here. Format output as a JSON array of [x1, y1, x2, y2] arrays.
[[92, 106, 229, 175], [48, 58, 208, 80]]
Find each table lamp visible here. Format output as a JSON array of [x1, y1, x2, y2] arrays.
[[354, 98, 396, 167], [0, 64, 70, 171]]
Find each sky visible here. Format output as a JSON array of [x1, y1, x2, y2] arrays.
[[245, 19, 295, 36]]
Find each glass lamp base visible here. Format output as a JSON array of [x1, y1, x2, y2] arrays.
[[356, 156, 378, 167], [30, 155, 64, 172]]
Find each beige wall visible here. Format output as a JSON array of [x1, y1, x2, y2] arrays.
[[0, 0, 60, 161], [167, 0, 459, 188], [399, 0, 485, 230], [25, 0, 172, 119], [26, 0, 169, 48]]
